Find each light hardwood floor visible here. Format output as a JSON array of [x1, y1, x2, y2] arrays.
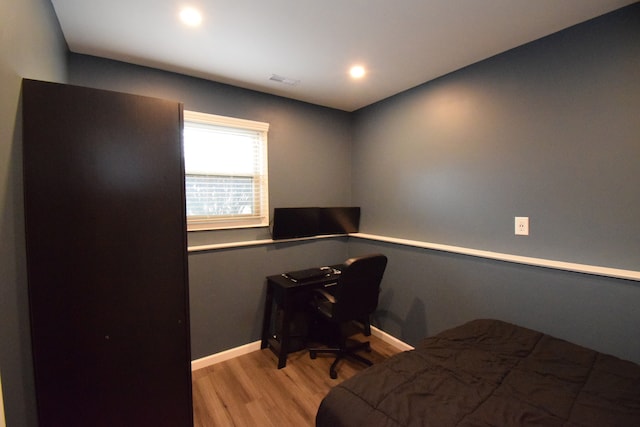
[[192, 333, 403, 426]]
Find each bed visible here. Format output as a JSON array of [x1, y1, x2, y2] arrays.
[[316, 319, 640, 426]]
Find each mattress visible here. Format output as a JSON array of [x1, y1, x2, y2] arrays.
[[316, 319, 640, 426]]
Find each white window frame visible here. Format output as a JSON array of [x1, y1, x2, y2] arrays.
[[183, 110, 269, 231]]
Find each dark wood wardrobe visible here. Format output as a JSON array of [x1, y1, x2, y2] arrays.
[[22, 80, 193, 426]]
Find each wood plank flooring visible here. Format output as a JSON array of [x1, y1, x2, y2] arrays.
[[192, 333, 403, 427]]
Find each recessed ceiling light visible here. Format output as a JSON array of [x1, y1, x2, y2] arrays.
[[350, 65, 366, 79], [180, 7, 202, 27]]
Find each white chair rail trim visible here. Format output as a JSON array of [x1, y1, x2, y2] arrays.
[[351, 233, 640, 282], [187, 233, 640, 282]]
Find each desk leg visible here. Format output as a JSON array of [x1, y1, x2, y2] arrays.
[[261, 282, 273, 349], [277, 293, 292, 369], [261, 281, 289, 368]]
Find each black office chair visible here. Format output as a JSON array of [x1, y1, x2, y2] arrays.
[[308, 253, 388, 379]]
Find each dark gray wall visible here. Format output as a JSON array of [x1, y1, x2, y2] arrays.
[[351, 5, 640, 363], [353, 4, 639, 271], [189, 238, 349, 358], [67, 55, 354, 358], [349, 238, 640, 364], [68, 53, 353, 247], [1, 0, 68, 425]]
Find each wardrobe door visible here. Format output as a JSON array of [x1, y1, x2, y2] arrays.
[[22, 80, 192, 427]]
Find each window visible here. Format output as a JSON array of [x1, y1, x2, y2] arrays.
[[183, 110, 269, 231]]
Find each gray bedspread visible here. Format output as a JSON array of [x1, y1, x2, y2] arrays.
[[316, 319, 640, 426]]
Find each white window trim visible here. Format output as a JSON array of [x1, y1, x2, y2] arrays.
[[184, 110, 269, 231]]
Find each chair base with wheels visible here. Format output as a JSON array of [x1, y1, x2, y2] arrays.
[[309, 338, 373, 379]]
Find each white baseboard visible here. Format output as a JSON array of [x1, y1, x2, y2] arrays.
[[191, 327, 413, 371], [370, 326, 415, 351], [191, 340, 262, 371]]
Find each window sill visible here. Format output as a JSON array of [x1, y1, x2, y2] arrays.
[[187, 234, 347, 252]]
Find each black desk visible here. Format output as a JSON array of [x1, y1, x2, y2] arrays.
[[261, 268, 341, 368]]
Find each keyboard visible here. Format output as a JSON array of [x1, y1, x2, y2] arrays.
[[284, 267, 332, 282]]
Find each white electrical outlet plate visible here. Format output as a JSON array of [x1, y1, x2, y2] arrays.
[[515, 217, 529, 235]]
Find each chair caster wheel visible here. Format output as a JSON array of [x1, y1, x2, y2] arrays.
[[310, 351, 317, 359]]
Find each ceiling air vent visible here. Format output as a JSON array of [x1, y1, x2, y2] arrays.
[[269, 74, 300, 86]]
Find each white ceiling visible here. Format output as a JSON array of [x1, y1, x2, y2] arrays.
[[51, 0, 635, 112]]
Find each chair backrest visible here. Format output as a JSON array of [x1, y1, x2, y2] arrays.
[[331, 254, 388, 322]]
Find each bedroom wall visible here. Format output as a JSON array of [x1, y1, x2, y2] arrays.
[[0, 0, 68, 425], [67, 53, 353, 248], [351, 4, 640, 362], [67, 55, 354, 357], [3, 5, 638, 427]]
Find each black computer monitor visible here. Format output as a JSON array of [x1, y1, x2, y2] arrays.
[[319, 207, 360, 234], [270, 207, 320, 240], [270, 206, 360, 239]]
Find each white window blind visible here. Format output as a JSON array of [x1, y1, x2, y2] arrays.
[[183, 111, 269, 231]]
